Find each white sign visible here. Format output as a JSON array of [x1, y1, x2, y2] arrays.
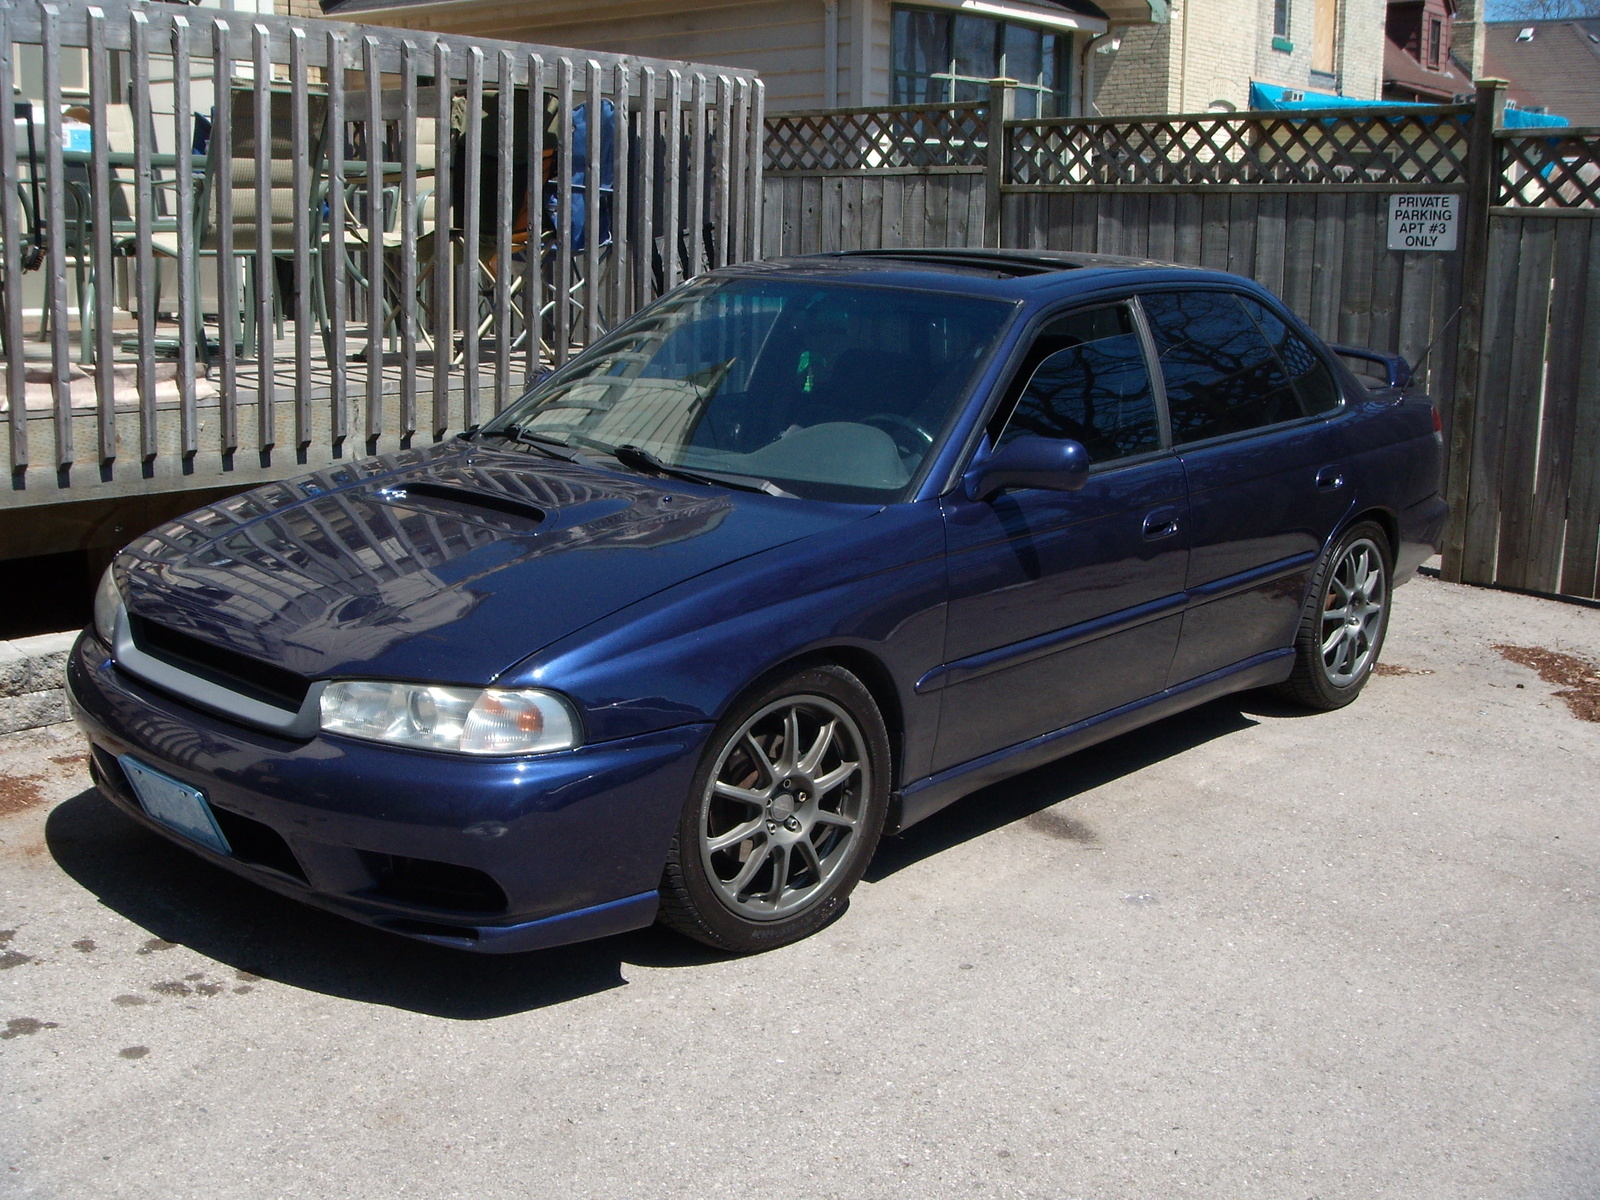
[[1388, 194, 1460, 252]]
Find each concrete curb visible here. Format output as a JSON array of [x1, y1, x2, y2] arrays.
[[0, 630, 77, 734]]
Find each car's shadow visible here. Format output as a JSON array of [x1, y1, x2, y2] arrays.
[[867, 697, 1259, 880], [48, 696, 1260, 1019]]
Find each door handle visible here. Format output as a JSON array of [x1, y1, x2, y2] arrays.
[[1316, 466, 1346, 492], [1142, 509, 1180, 540]]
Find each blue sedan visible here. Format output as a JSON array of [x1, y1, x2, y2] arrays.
[[67, 250, 1447, 954]]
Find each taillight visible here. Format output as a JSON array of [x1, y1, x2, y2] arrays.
[[1432, 406, 1442, 433]]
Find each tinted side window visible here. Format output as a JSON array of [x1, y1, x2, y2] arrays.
[[998, 304, 1161, 463], [1238, 296, 1343, 415], [1139, 291, 1302, 444]]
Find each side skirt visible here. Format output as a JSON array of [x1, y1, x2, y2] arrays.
[[891, 648, 1294, 833]]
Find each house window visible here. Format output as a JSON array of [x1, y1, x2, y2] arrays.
[[1274, 0, 1291, 39], [1427, 17, 1442, 68], [892, 7, 1072, 117]]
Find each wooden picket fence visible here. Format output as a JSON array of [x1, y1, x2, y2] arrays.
[[0, 0, 764, 512], [764, 85, 1600, 601]]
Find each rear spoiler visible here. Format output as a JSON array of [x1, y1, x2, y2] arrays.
[[1329, 344, 1413, 391]]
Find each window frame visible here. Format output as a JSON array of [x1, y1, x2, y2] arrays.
[[890, 5, 1074, 117], [1127, 285, 1348, 454], [1274, 0, 1292, 40], [980, 295, 1176, 477]]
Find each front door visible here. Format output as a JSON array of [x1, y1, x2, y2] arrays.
[[932, 300, 1188, 773]]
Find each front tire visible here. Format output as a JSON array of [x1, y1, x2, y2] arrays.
[[658, 665, 890, 953], [1275, 521, 1392, 711]]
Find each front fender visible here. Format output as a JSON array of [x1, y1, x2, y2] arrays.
[[501, 501, 950, 783]]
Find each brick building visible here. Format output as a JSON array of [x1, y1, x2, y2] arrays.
[[1091, 0, 1388, 113]]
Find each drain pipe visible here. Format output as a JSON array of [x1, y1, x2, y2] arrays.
[[1080, 26, 1125, 116]]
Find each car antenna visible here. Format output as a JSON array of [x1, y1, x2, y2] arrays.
[[1405, 305, 1462, 385]]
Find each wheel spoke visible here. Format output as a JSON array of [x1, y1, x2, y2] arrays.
[[797, 718, 837, 775], [1340, 627, 1360, 675], [1322, 621, 1347, 655], [764, 843, 791, 904], [714, 780, 769, 808], [707, 818, 766, 854], [743, 733, 776, 783], [781, 707, 802, 769], [794, 837, 825, 881], [728, 842, 773, 894], [812, 808, 856, 831], [813, 759, 860, 797]]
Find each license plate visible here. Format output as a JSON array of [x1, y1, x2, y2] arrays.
[[120, 756, 232, 857]]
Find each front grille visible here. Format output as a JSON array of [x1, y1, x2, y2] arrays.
[[361, 853, 509, 915], [90, 746, 134, 803], [129, 617, 310, 711], [209, 808, 307, 881]]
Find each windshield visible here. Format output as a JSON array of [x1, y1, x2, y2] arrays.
[[487, 277, 1013, 502]]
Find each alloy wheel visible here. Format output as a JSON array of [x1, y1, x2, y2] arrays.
[[1320, 536, 1387, 687], [699, 695, 869, 921]]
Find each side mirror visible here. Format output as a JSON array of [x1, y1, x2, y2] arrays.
[[963, 435, 1090, 502]]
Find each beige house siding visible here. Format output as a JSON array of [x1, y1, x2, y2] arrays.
[[346, 0, 860, 111]]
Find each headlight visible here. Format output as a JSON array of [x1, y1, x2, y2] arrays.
[[318, 681, 580, 755], [92, 566, 122, 646]]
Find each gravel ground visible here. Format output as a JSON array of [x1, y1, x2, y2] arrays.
[[1, 571, 1597, 1200]]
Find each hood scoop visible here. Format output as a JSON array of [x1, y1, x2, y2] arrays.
[[377, 481, 546, 530]]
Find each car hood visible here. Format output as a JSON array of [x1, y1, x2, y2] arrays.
[[116, 442, 872, 687]]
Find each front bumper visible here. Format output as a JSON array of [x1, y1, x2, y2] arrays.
[[66, 633, 710, 953]]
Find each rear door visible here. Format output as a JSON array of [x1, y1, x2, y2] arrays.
[[932, 300, 1188, 773], [1135, 289, 1350, 686]]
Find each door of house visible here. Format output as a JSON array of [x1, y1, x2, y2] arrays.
[[1313, 0, 1339, 73]]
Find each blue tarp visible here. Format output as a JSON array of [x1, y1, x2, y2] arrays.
[[1249, 82, 1424, 111], [1248, 81, 1569, 127], [1502, 107, 1570, 128]]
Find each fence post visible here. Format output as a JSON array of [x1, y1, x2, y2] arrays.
[[1442, 77, 1507, 582], [984, 78, 1016, 248]]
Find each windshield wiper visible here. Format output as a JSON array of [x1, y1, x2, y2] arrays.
[[607, 443, 794, 498], [480, 424, 584, 462]]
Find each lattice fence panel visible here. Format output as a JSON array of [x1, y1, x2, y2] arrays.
[[1008, 109, 1472, 187], [765, 104, 987, 171], [1495, 132, 1600, 208]]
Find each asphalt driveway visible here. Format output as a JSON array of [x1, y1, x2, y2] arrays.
[[2, 571, 1597, 1200]]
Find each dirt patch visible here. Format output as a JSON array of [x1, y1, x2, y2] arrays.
[[1375, 663, 1435, 677], [1495, 645, 1600, 723], [0, 772, 46, 816], [0, 1017, 58, 1039], [1025, 810, 1100, 844]]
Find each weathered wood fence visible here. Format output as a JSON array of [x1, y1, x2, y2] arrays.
[[0, 0, 763, 512], [764, 86, 1600, 601]]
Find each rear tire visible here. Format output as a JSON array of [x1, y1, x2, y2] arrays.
[[657, 665, 890, 953], [1274, 521, 1392, 711]]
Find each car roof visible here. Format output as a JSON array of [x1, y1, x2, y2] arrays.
[[717, 248, 1256, 304]]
